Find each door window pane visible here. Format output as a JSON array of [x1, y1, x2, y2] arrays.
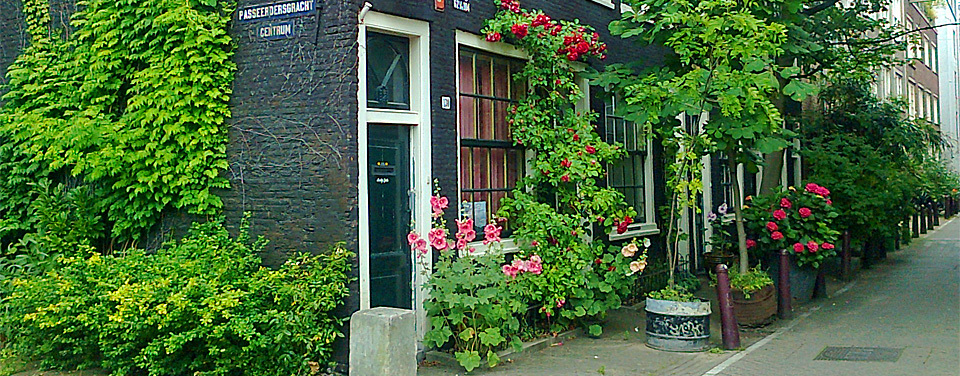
[[603, 97, 647, 223], [367, 32, 411, 110]]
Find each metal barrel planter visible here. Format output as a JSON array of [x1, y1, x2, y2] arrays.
[[731, 284, 777, 326], [645, 298, 712, 352]]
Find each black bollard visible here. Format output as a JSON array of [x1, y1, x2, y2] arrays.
[[840, 231, 851, 281], [715, 264, 740, 350], [813, 266, 826, 299], [778, 250, 792, 319], [933, 202, 940, 227], [920, 207, 928, 234]]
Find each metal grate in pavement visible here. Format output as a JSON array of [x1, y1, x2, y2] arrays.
[[814, 346, 903, 362]]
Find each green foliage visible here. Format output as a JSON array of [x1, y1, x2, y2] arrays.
[[0, 0, 234, 246], [801, 79, 954, 243], [648, 287, 697, 303], [742, 184, 840, 268], [480, 3, 647, 332], [715, 267, 772, 299], [673, 270, 701, 295], [1, 220, 353, 376]]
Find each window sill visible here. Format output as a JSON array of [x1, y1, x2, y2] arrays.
[[462, 238, 520, 257], [588, 0, 615, 9], [608, 223, 659, 241]]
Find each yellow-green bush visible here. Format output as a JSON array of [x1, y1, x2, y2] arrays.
[[1, 220, 353, 375]]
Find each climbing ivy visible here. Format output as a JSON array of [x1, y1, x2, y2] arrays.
[[0, 0, 234, 244]]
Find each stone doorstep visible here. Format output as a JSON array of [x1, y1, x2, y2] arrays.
[[423, 328, 583, 370]]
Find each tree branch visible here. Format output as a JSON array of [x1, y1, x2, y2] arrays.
[[802, 0, 840, 16], [829, 22, 960, 46]]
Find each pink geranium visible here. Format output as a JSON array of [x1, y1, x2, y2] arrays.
[[822, 242, 835, 250], [766, 221, 779, 232], [771, 231, 784, 240], [773, 209, 787, 221], [780, 197, 792, 208], [793, 242, 804, 253], [746, 239, 757, 249], [806, 241, 819, 252], [799, 207, 812, 218], [805, 183, 820, 194]]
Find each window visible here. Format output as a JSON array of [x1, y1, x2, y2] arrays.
[[366, 32, 411, 110], [458, 48, 526, 233], [716, 153, 735, 210], [603, 97, 648, 223]]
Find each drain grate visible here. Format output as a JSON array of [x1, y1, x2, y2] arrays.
[[814, 346, 903, 362]]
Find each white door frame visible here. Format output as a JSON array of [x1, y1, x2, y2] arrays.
[[358, 11, 432, 341]]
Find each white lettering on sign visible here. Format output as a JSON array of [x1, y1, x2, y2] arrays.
[[453, 0, 470, 11], [258, 22, 294, 40], [238, 0, 314, 22]]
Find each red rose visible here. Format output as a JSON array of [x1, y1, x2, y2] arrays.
[[607, 265, 616, 272], [585, 145, 596, 154], [617, 221, 629, 234], [595, 258, 603, 265], [511, 23, 529, 39], [822, 242, 835, 250], [746, 239, 757, 249], [573, 134, 580, 141], [771, 231, 783, 240], [799, 207, 812, 218], [773, 209, 787, 221], [561, 174, 570, 182], [576, 41, 590, 54], [780, 198, 792, 208], [806, 241, 819, 252], [793, 243, 804, 253], [561, 158, 572, 168], [567, 51, 580, 61], [532, 14, 551, 27], [485, 32, 502, 42], [622, 215, 633, 225], [766, 221, 778, 232]]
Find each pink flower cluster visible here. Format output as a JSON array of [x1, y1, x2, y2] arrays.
[[455, 218, 477, 250], [805, 183, 831, 197], [483, 223, 503, 245], [792, 241, 835, 254], [502, 255, 543, 277], [431, 195, 449, 218]]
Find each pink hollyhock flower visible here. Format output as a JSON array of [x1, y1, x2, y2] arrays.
[[773, 209, 787, 220], [483, 224, 502, 245], [807, 241, 819, 252], [407, 232, 420, 245], [511, 23, 529, 39], [621, 243, 638, 257], [526, 255, 543, 274], [793, 242, 805, 253], [456, 218, 473, 232], [486, 32, 502, 42], [746, 239, 757, 249], [429, 228, 448, 250], [771, 231, 784, 240], [414, 238, 428, 255], [456, 238, 467, 250], [502, 264, 519, 278], [822, 242, 835, 250], [431, 196, 449, 217], [627, 260, 646, 276], [585, 145, 596, 154], [780, 198, 792, 208], [766, 221, 779, 232], [799, 207, 812, 218]]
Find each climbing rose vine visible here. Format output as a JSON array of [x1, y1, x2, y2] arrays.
[[483, 1, 647, 333]]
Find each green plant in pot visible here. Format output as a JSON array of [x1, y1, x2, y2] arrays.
[[743, 183, 841, 303], [713, 267, 777, 326], [704, 205, 737, 274]]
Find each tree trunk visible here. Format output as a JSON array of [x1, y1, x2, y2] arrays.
[[728, 156, 750, 274]]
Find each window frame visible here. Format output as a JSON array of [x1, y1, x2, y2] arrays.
[[601, 94, 659, 241]]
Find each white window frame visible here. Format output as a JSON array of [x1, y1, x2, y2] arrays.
[[588, 0, 616, 9], [357, 11, 432, 340], [605, 94, 659, 241]]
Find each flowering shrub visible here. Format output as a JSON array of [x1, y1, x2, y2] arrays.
[[743, 183, 841, 268], [483, 0, 644, 334], [412, 191, 527, 372], [706, 203, 735, 255]]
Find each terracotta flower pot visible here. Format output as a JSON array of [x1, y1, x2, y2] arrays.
[[731, 284, 777, 327]]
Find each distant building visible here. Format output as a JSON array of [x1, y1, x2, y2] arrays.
[[874, 0, 940, 127], [938, 0, 960, 174]]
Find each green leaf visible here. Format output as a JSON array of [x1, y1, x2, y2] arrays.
[[589, 324, 603, 337], [478, 328, 505, 347], [455, 351, 482, 372], [487, 350, 501, 368]]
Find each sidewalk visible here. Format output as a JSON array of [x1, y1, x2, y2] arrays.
[[418, 218, 958, 376]]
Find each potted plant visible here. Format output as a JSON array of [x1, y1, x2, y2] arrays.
[[644, 286, 711, 352], [716, 267, 776, 326], [743, 183, 840, 303], [703, 204, 737, 274]]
